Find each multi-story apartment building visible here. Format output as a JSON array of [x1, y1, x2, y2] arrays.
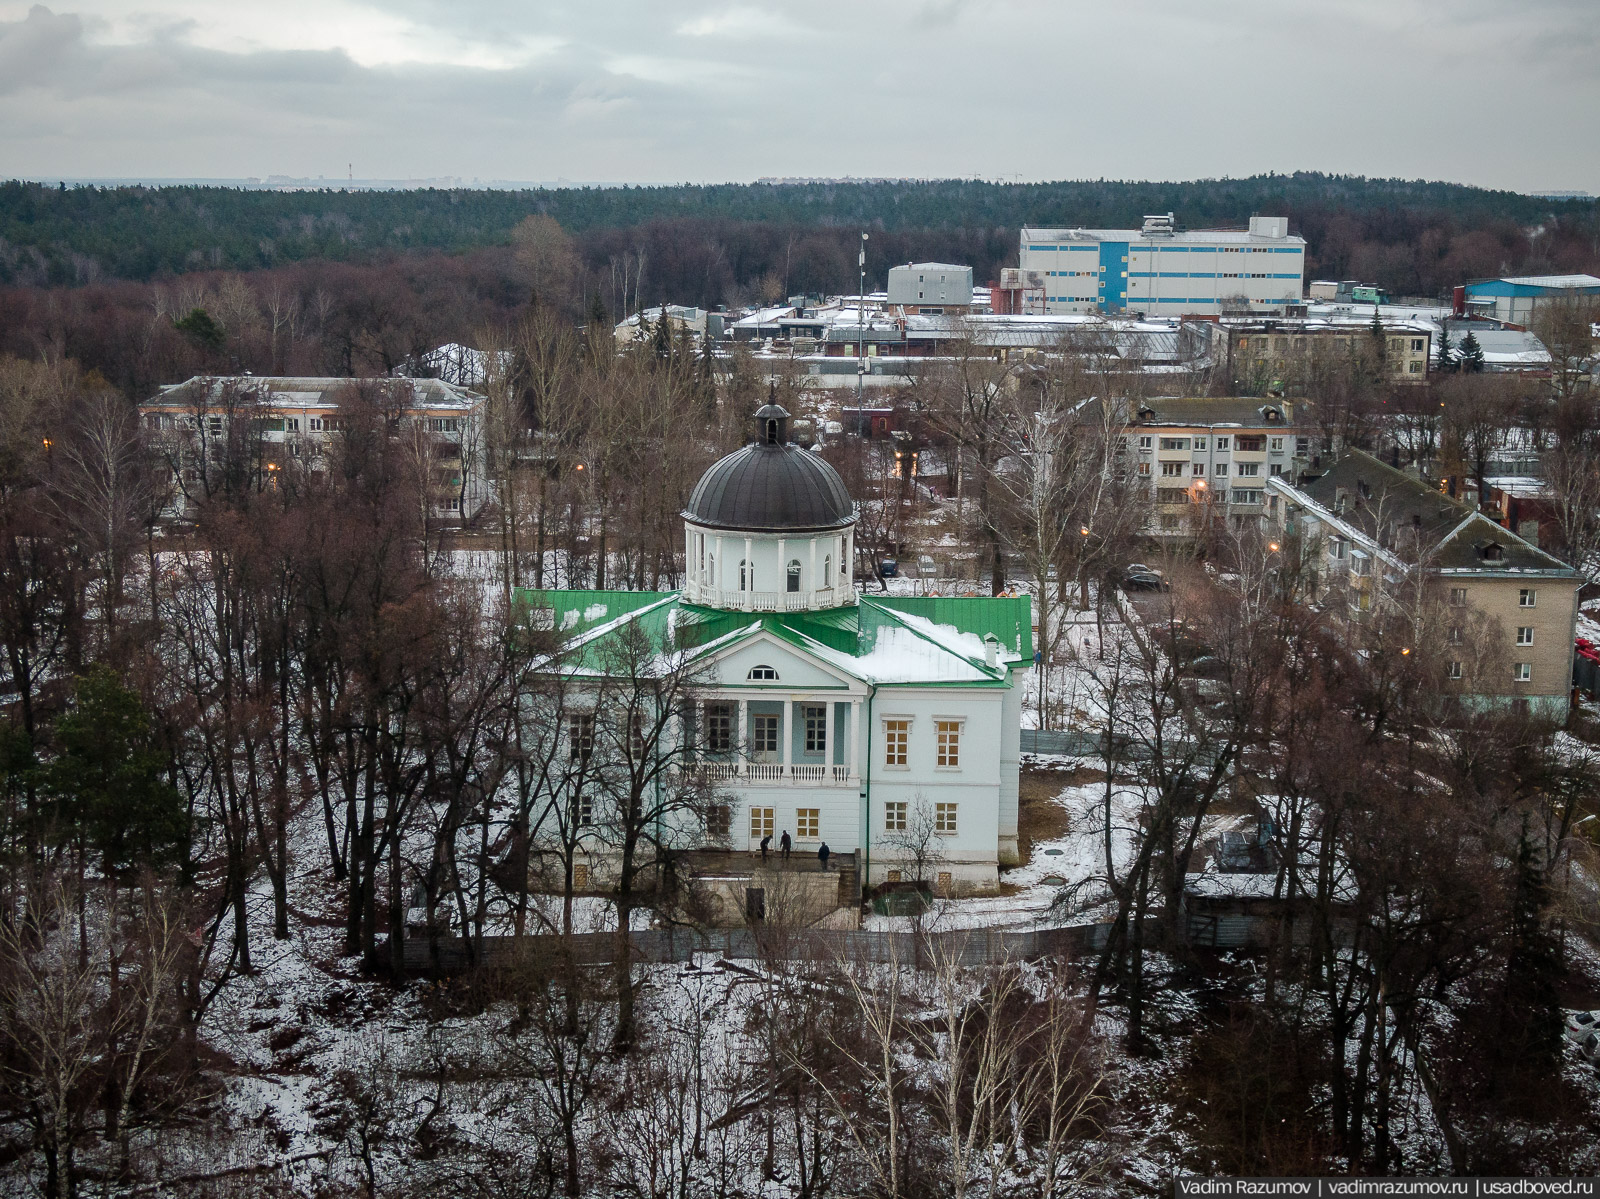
[[1019, 214, 1305, 317], [1208, 317, 1434, 387], [1099, 396, 1304, 538], [140, 375, 488, 521], [1267, 450, 1579, 720]]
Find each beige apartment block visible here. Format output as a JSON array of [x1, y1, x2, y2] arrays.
[[1214, 319, 1433, 388], [1084, 396, 1306, 538], [1268, 450, 1579, 720]]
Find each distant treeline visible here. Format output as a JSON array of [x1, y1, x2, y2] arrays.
[[3, 173, 1597, 302]]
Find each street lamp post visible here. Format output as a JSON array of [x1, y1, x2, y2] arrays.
[[857, 232, 869, 403]]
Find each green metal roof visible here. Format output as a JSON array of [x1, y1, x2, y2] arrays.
[[514, 588, 1033, 686]]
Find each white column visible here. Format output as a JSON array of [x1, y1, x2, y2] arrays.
[[849, 699, 861, 778], [777, 537, 786, 598], [744, 536, 754, 607], [781, 696, 792, 776], [716, 535, 725, 597], [824, 699, 835, 777], [685, 526, 693, 598], [808, 537, 817, 604]]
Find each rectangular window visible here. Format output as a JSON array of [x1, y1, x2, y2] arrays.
[[1193, 437, 1207, 450], [706, 703, 733, 754], [1137, 462, 1151, 475], [796, 808, 820, 839], [568, 714, 595, 762], [1516, 626, 1534, 646], [1230, 490, 1264, 505], [750, 806, 774, 840], [752, 714, 778, 755], [573, 863, 590, 890], [1449, 587, 1468, 606], [884, 719, 909, 767], [1296, 437, 1309, 456], [1519, 589, 1537, 608], [705, 804, 732, 837], [1447, 626, 1463, 645], [885, 801, 907, 832], [1161, 462, 1185, 477], [576, 791, 593, 825], [1191, 463, 1204, 477], [1159, 438, 1190, 451], [1269, 437, 1284, 452], [1235, 434, 1266, 452], [1138, 435, 1153, 450], [1329, 538, 1347, 560], [1234, 462, 1260, 477], [1214, 463, 1229, 477], [803, 705, 827, 753], [935, 720, 961, 768], [935, 803, 958, 835], [1215, 437, 1230, 451], [1448, 661, 1462, 680], [1411, 339, 1425, 352], [1156, 488, 1188, 504], [1514, 662, 1532, 682]]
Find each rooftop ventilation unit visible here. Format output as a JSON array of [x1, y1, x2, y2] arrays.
[[1141, 213, 1177, 237]]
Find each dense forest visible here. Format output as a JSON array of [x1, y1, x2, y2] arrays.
[[2, 172, 1597, 304]]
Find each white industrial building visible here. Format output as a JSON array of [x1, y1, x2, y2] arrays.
[[1018, 214, 1306, 316], [886, 262, 975, 314]]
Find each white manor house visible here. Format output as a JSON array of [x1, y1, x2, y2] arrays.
[[522, 405, 1032, 898]]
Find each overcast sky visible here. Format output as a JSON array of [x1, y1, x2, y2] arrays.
[[2, 0, 1596, 192]]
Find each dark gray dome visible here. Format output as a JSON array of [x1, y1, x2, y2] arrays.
[[684, 443, 856, 532]]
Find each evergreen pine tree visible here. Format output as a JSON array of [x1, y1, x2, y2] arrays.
[[651, 304, 673, 364], [47, 666, 187, 876], [1500, 823, 1564, 1074], [1458, 330, 1486, 372], [1434, 329, 1455, 373]]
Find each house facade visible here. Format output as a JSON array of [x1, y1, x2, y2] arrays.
[[521, 405, 1030, 896], [140, 375, 488, 522], [1267, 450, 1580, 720]]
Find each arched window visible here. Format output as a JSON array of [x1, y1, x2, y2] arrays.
[[765, 418, 781, 444], [823, 554, 833, 587], [748, 665, 778, 681], [787, 559, 802, 593], [739, 559, 750, 591]]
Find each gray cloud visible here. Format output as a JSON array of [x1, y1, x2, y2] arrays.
[[0, 0, 1596, 191]]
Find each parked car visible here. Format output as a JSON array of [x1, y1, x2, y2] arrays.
[[1577, 1031, 1600, 1065], [1121, 568, 1168, 592], [880, 558, 899, 578], [1566, 1010, 1600, 1041]]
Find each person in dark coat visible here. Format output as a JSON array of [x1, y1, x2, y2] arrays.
[[780, 830, 792, 861], [818, 842, 831, 870], [759, 833, 771, 861]]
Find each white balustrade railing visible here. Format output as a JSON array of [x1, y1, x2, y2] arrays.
[[695, 760, 856, 786], [683, 584, 847, 612]]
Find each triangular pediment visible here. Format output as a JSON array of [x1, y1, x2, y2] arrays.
[[694, 627, 865, 692]]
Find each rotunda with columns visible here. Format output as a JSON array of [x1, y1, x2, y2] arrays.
[[682, 404, 856, 612]]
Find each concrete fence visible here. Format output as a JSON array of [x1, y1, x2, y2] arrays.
[[388, 894, 1314, 976]]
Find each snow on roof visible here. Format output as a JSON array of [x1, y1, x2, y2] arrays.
[[797, 623, 996, 685], [1494, 274, 1600, 288], [1022, 226, 1306, 246], [146, 375, 484, 411]]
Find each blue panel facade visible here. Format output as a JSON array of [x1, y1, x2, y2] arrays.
[[1098, 241, 1128, 313]]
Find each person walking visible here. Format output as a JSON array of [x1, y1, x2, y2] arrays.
[[818, 842, 831, 871], [759, 833, 771, 861], [780, 830, 792, 861]]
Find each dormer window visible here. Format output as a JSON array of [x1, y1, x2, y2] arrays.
[[748, 665, 779, 681], [1478, 542, 1504, 562]]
